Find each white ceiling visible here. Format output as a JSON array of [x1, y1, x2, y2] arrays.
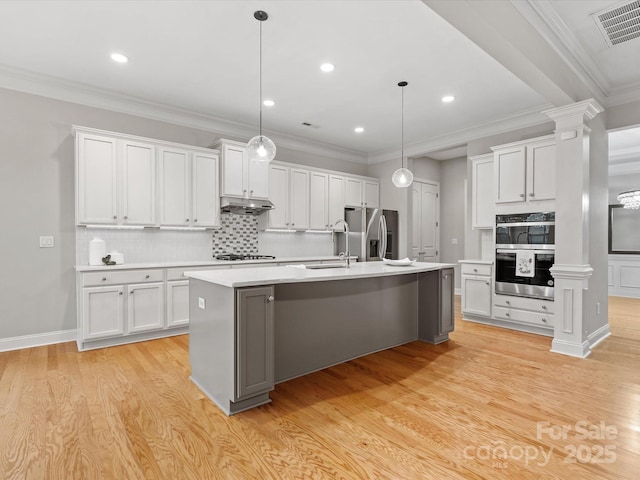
[[0, 1, 639, 163]]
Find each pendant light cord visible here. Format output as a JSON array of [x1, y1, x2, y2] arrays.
[[259, 19, 263, 137], [401, 85, 404, 169]]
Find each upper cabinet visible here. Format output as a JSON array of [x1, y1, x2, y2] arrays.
[[267, 165, 309, 230], [470, 153, 494, 229], [75, 126, 219, 228], [76, 132, 155, 226], [492, 135, 556, 206], [309, 171, 329, 231], [215, 139, 269, 199], [345, 177, 379, 209]]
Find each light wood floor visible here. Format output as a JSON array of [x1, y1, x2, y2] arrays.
[[1, 296, 639, 479]]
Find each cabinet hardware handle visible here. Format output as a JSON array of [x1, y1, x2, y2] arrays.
[[130, 291, 134, 294], [485, 282, 490, 285], [542, 318, 547, 322], [119, 291, 123, 295], [102, 277, 107, 281], [541, 305, 547, 310], [473, 268, 478, 272], [267, 295, 274, 303], [250, 190, 254, 195], [505, 300, 510, 305], [243, 189, 247, 193], [113, 215, 117, 219], [519, 194, 525, 198], [529, 193, 534, 197], [186, 218, 189, 222], [145, 275, 150, 279], [194, 219, 198, 222], [505, 312, 510, 317], [124, 216, 128, 220]]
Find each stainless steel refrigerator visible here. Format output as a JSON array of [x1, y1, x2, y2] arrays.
[[334, 207, 399, 261]]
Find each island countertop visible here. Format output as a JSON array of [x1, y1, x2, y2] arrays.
[[184, 261, 456, 288]]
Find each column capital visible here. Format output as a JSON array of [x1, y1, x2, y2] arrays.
[[550, 264, 594, 280], [542, 98, 604, 123]]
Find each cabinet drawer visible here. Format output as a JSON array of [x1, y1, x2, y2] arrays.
[[494, 294, 554, 313], [166, 265, 229, 281], [494, 306, 554, 328], [83, 269, 163, 286], [461, 263, 492, 276]]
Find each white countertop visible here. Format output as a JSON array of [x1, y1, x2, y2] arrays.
[[458, 259, 494, 265], [75, 256, 351, 272], [185, 261, 456, 288]]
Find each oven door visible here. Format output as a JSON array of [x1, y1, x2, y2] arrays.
[[495, 249, 555, 300], [495, 222, 555, 248]]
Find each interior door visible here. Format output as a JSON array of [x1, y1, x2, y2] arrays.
[[420, 182, 439, 262]]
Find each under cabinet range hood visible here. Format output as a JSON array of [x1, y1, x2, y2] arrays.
[[220, 196, 275, 215]]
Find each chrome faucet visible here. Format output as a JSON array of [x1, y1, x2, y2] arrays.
[[333, 219, 351, 268]]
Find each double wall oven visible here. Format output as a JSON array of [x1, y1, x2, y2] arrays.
[[495, 212, 555, 301]]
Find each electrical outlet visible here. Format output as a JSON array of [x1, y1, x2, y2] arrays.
[[451, 238, 458, 245], [198, 297, 206, 310], [39, 236, 54, 248], [596, 302, 600, 315]]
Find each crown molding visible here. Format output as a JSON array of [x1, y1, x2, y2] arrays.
[[609, 160, 640, 176], [0, 64, 368, 164], [543, 98, 604, 123], [367, 104, 552, 164]]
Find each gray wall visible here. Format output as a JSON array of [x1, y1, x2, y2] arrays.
[[439, 157, 467, 289], [0, 87, 363, 341]]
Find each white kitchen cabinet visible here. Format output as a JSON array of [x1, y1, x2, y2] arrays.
[[82, 285, 125, 340], [411, 181, 439, 262], [470, 153, 494, 229], [267, 165, 309, 230], [345, 177, 380, 208], [309, 171, 329, 230], [127, 282, 164, 333], [493, 293, 554, 329], [167, 280, 190, 327], [158, 147, 220, 227], [460, 262, 492, 317], [493, 135, 555, 205], [216, 139, 269, 199], [328, 174, 346, 227], [76, 133, 156, 226]]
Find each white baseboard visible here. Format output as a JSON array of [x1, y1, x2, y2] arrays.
[[550, 338, 591, 358], [0, 329, 77, 353], [455, 288, 462, 296], [588, 323, 612, 350]]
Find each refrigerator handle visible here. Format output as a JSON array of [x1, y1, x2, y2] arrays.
[[379, 215, 387, 259]]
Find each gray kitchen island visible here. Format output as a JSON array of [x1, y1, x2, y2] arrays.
[[185, 261, 455, 415]]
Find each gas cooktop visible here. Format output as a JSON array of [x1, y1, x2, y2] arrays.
[[215, 254, 276, 261]]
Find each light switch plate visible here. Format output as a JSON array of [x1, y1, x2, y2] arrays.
[[198, 297, 205, 310], [451, 238, 458, 245], [39, 236, 54, 248]]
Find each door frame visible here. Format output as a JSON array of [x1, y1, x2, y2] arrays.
[[410, 178, 440, 262]]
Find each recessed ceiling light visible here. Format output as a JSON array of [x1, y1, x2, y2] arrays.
[[263, 99, 275, 107], [320, 63, 335, 73], [354, 127, 364, 133], [442, 95, 455, 103], [110, 53, 129, 63]]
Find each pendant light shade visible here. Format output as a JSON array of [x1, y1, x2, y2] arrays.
[[392, 81, 413, 188], [247, 10, 276, 164]]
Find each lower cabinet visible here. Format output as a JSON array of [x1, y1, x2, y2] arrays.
[[461, 262, 493, 317], [493, 293, 554, 329], [236, 286, 275, 400], [127, 282, 164, 333], [82, 285, 125, 340], [418, 268, 455, 344], [167, 280, 190, 327]]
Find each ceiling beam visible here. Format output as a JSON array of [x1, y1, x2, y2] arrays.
[[422, 0, 596, 107]]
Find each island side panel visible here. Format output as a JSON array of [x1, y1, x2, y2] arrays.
[[188, 278, 236, 414], [417, 268, 455, 344], [274, 275, 418, 383]]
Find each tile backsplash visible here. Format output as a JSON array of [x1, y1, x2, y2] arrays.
[[76, 213, 334, 265]]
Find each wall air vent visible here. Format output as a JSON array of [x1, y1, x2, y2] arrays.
[[592, 0, 640, 47]]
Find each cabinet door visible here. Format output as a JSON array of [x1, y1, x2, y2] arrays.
[[158, 147, 190, 226], [328, 174, 346, 228], [267, 165, 289, 229], [77, 133, 117, 224], [440, 269, 455, 335], [472, 155, 494, 229], [121, 140, 156, 225], [345, 178, 363, 207], [82, 285, 124, 340], [364, 181, 380, 209], [309, 172, 329, 230], [289, 168, 310, 230], [236, 286, 274, 400], [192, 152, 220, 227], [527, 141, 555, 202], [167, 280, 190, 327], [247, 159, 269, 199], [494, 146, 526, 203], [462, 276, 492, 316], [221, 144, 246, 197], [127, 282, 164, 333]]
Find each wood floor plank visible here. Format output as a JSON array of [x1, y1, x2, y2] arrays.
[[1, 296, 639, 479]]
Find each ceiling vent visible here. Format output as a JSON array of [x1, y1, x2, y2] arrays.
[[592, 0, 640, 47]]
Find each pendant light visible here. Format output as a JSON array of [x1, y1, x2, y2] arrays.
[[247, 10, 276, 164], [618, 189, 640, 209], [392, 81, 414, 188]]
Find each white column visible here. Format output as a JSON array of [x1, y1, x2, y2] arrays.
[[543, 99, 610, 358]]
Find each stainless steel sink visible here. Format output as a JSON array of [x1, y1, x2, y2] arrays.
[[303, 263, 347, 269]]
